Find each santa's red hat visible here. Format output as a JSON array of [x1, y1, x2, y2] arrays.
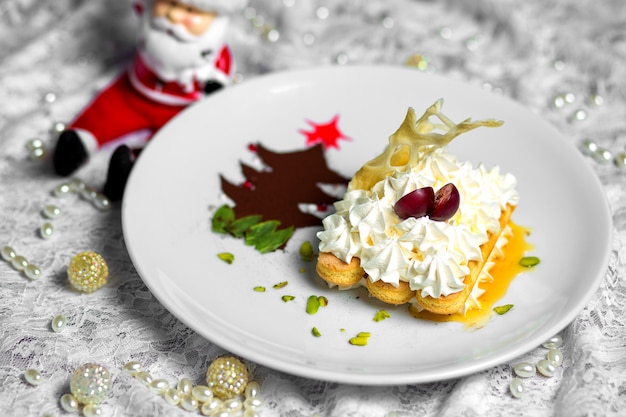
[[179, 0, 248, 14]]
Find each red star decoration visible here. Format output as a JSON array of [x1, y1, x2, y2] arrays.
[[298, 114, 350, 150]]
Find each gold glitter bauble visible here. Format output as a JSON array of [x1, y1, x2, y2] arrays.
[[67, 252, 109, 293], [206, 356, 249, 399]]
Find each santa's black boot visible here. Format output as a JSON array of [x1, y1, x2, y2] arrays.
[[53, 130, 88, 176], [103, 145, 134, 201]]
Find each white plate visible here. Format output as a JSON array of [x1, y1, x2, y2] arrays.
[[122, 66, 612, 385]]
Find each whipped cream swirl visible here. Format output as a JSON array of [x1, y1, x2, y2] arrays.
[[317, 147, 519, 299]]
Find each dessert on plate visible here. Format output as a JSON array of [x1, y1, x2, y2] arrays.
[[315, 99, 519, 315]]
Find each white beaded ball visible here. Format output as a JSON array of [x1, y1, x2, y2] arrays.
[[70, 363, 111, 405]]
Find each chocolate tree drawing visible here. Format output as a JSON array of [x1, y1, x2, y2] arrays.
[[220, 143, 348, 230]]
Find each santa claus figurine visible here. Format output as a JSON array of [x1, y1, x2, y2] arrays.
[[53, 0, 247, 200]]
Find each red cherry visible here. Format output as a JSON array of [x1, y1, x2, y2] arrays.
[[394, 186, 435, 219], [430, 183, 460, 221]]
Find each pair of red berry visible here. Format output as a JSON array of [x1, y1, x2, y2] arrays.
[[394, 183, 460, 221]]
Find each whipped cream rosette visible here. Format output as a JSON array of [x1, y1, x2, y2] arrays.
[[316, 99, 519, 315]]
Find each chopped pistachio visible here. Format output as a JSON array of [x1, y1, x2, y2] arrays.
[[373, 310, 391, 322], [493, 304, 514, 315], [311, 327, 321, 337], [318, 296, 328, 307], [281, 295, 295, 302], [253, 286, 266, 292], [217, 252, 234, 264], [273, 281, 288, 289], [306, 295, 321, 314], [299, 241, 314, 262], [519, 256, 540, 268], [349, 332, 371, 346]]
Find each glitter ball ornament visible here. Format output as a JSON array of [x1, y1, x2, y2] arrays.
[[206, 356, 249, 399], [67, 252, 109, 293], [70, 363, 111, 405]]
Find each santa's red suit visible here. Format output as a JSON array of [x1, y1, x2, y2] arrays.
[[67, 0, 237, 154]]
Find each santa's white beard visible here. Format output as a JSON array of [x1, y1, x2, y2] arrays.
[[139, 16, 228, 85]]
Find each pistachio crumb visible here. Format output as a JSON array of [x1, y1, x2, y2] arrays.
[[493, 304, 514, 315], [519, 256, 540, 268], [300, 241, 314, 262], [217, 252, 235, 264], [349, 331, 371, 346], [306, 295, 321, 314], [373, 310, 391, 322]]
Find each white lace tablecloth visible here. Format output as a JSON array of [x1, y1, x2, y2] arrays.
[[1, 0, 625, 416]]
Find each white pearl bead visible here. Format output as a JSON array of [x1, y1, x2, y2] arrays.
[[563, 92, 576, 104], [60, 394, 79, 412], [53, 183, 72, 197], [553, 95, 566, 108], [547, 349, 564, 367], [244, 410, 262, 417], [163, 388, 181, 405], [180, 395, 199, 411], [1, 246, 17, 262], [537, 359, 557, 377], [615, 153, 626, 168], [29, 147, 46, 160], [24, 264, 42, 280], [44, 92, 57, 103], [93, 194, 111, 211], [43, 205, 61, 219], [177, 378, 193, 396], [594, 148, 613, 164], [149, 378, 169, 395], [11, 255, 29, 271], [244, 397, 264, 410], [24, 369, 43, 386], [580, 139, 598, 156], [69, 178, 86, 193], [200, 399, 223, 416], [51, 314, 66, 332], [244, 381, 261, 398], [191, 385, 214, 402], [83, 403, 103, 417], [134, 371, 153, 386], [513, 362, 535, 378], [26, 138, 45, 150], [570, 109, 587, 121], [223, 397, 243, 412], [80, 188, 98, 202], [50, 122, 67, 135], [122, 361, 142, 374], [542, 335, 563, 349], [588, 94, 604, 106], [509, 377, 524, 398], [40, 222, 54, 239]]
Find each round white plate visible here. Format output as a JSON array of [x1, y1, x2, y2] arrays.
[[122, 66, 612, 385]]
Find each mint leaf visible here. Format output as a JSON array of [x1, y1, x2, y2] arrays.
[[227, 214, 262, 238], [211, 205, 235, 234], [245, 221, 294, 253]]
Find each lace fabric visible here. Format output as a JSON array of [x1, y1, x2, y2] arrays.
[[1, 0, 625, 416]]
